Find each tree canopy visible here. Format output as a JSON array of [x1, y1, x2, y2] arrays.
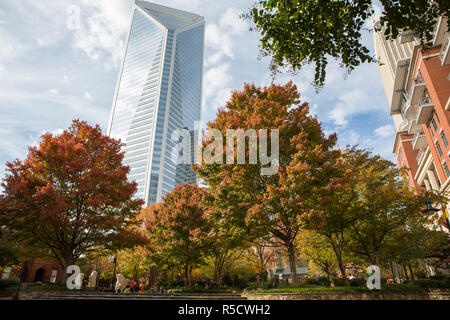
[[140, 184, 212, 288], [0, 120, 144, 280], [194, 82, 339, 283], [246, 0, 450, 89]]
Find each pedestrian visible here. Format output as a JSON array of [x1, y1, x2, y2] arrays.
[[130, 279, 135, 293], [115, 282, 121, 294]]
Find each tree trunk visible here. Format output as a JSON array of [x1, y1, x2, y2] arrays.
[[408, 264, 415, 280], [184, 265, 189, 289], [388, 261, 396, 283], [402, 263, 409, 281], [328, 237, 347, 283], [59, 256, 75, 285], [287, 243, 298, 284]]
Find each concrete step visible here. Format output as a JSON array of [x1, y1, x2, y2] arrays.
[[21, 292, 246, 300]]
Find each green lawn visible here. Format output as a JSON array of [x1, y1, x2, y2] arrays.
[[245, 283, 447, 294]]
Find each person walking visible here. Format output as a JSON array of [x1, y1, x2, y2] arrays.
[[115, 282, 121, 294]]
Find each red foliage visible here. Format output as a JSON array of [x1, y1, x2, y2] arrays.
[[0, 120, 144, 271]]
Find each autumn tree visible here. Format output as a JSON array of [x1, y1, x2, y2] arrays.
[[297, 230, 340, 282], [0, 120, 143, 282], [141, 184, 211, 289], [299, 147, 368, 281], [195, 82, 339, 283], [245, 0, 449, 89], [345, 149, 446, 266], [246, 238, 275, 287], [205, 199, 248, 288]]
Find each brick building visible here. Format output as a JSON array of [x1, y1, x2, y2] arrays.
[[373, 14, 450, 232]]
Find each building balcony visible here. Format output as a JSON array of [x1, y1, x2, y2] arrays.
[[409, 71, 426, 106], [412, 131, 427, 150], [416, 147, 426, 166], [390, 58, 410, 115], [440, 32, 450, 66], [416, 96, 434, 124], [400, 102, 421, 134], [433, 16, 448, 46]]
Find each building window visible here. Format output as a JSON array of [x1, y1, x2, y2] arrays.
[[50, 269, 58, 283], [443, 161, 450, 177], [1, 267, 12, 279], [434, 111, 440, 123], [431, 117, 438, 131], [441, 130, 448, 148], [436, 140, 443, 157], [429, 124, 434, 136]]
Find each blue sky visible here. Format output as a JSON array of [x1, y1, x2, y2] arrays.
[[0, 0, 396, 183]]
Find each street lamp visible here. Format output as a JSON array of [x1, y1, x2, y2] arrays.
[[111, 255, 117, 289], [422, 189, 450, 230]]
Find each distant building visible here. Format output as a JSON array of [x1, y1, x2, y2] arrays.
[[266, 247, 308, 283], [373, 15, 450, 232], [108, 1, 204, 206]]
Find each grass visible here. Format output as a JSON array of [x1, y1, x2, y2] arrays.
[[245, 283, 449, 294]]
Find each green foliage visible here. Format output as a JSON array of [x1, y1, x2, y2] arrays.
[[305, 276, 332, 287], [0, 247, 18, 267], [246, 283, 434, 294], [0, 279, 19, 291], [246, 0, 450, 89], [404, 278, 450, 289]]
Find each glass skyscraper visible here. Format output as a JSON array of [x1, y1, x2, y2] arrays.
[[108, 1, 204, 206]]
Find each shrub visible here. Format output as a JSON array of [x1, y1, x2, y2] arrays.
[[349, 278, 366, 287], [159, 279, 184, 289], [333, 278, 348, 287], [0, 279, 19, 290], [430, 274, 450, 281], [406, 279, 450, 289], [305, 276, 332, 286]]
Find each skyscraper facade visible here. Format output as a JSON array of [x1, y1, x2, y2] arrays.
[[373, 15, 450, 232], [108, 1, 204, 206]]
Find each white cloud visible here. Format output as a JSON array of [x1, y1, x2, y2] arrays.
[[84, 91, 94, 101], [203, 64, 232, 102], [219, 8, 247, 35], [337, 129, 360, 148], [72, 0, 134, 68], [212, 88, 232, 109], [374, 124, 394, 138], [48, 89, 59, 95], [205, 8, 248, 65], [328, 88, 380, 127]]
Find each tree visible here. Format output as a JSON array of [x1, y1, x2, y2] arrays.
[[0, 228, 19, 268], [245, 0, 450, 89], [246, 238, 275, 287], [194, 82, 339, 283], [345, 149, 430, 266], [141, 184, 211, 289], [0, 120, 143, 282], [297, 230, 339, 282], [205, 199, 248, 288], [299, 147, 370, 281]]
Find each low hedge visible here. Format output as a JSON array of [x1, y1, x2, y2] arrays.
[[245, 282, 449, 294], [0, 279, 19, 291]]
